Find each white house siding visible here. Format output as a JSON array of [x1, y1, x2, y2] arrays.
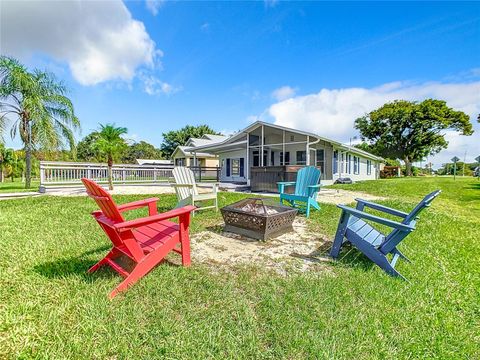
[[332, 151, 378, 182], [219, 149, 247, 182]]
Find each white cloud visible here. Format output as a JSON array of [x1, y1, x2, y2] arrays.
[[268, 80, 480, 167], [271, 86, 297, 101], [1, 0, 159, 85], [264, 0, 279, 8], [145, 0, 164, 16], [200, 23, 210, 33], [140, 74, 180, 96]]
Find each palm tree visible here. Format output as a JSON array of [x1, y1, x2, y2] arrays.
[[94, 124, 128, 190], [0, 56, 80, 188]]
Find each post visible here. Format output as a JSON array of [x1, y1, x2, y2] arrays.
[[451, 156, 460, 180], [282, 130, 285, 166], [306, 135, 310, 166], [246, 133, 250, 184], [260, 125, 264, 167], [39, 163, 46, 193]]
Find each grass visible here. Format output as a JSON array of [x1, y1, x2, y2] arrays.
[[0, 178, 40, 193], [0, 177, 479, 358]]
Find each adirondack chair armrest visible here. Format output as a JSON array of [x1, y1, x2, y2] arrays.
[[277, 182, 296, 186], [171, 184, 194, 188], [197, 183, 218, 193], [305, 184, 321, 197], [355, 198, 408, 218], [337, 205, 415, 232], [114, 205, 196, 231], [117, 198, 160, 214], [277, 181, 296, 193]]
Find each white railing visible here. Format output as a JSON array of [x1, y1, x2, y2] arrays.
[[39, 161, 174, 191], [39, 161, 221, 192]]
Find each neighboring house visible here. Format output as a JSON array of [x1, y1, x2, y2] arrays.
[[189, 121, 384, 186], [171, 134, 228, 167], [136, 159, 173, 166]]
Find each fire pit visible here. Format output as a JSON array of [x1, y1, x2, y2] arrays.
[[221, 198, 298, 240]]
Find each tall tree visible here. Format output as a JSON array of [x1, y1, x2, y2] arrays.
[[355, 99, 473, 176], [161, 124, 221, 158], [77, 131, 101, 162], [121, 141, 163, 163], [0, 147, 17, 182], [94, 124, 128, 190], [0, 56, 80, 188]]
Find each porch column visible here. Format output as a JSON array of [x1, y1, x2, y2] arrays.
[[282, 130, 285, 165], [260, 125, 264, 167], [246, 133, 250, 185], [306, 136, 310, 166]]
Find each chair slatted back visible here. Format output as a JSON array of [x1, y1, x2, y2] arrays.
[[294, 166, 321, 198], [81, 178, 125, 223], [173, 167, 198, 200], [381, 190, 441, 254]]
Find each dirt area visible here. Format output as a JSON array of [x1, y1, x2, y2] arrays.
[[190, 217, 333, 275], [317, 188, 385, 205]]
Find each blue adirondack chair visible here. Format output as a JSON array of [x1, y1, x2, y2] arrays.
[[330, 190, 441, 279], [277, 166, 322, 218]]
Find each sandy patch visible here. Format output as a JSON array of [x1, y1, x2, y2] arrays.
[[317, 188, 385, 205], [190, 218, 333, 275]]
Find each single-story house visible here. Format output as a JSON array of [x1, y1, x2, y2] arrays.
[[171, 134, 228, 167], [188, 121, 384, 187]]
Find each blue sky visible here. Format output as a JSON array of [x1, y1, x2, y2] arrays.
[[1, 1, 479, 166]]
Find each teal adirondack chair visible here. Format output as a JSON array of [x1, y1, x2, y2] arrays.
[[330, 190, 441, 280], [277, 166, 321, 217]]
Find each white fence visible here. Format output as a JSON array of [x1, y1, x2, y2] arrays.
[[39, 161, 221, 192]]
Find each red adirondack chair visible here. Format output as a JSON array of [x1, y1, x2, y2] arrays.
[[82, 178, 196, 299]]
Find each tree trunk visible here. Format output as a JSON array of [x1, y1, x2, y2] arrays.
[[108, 157, 113, 190], [0, 164, 3, 183], [404, 158, 412, 177], [25, 144, 32, 189]]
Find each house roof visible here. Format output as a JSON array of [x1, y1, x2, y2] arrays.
[[136, 159, 172, 165], [171, 133, 227, 159], [189, 121, 384, 161], [172, 146, 217, 158]]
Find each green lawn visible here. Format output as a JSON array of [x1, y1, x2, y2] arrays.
[[0, 178, 40, 193], [1, 177, 478, 358]]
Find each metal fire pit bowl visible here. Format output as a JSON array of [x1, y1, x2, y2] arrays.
[[220, 198, 298, 240]]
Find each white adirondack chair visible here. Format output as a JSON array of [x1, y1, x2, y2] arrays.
[[172, 167, 218, 214]]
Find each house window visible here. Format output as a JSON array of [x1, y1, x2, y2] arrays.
[[333, 151, 338, 174], [253, 150, 259, 167], [316, 149, 325, 171], [270, 151, 275, 166], [296, 151, 306, 165], [367, 160, 372, 175], [176, 158, 185, 166], [232, 159, 240, 175], [354, 156, 360, 174], [280, 152, 290, 165], [290, 135, 295, 142]]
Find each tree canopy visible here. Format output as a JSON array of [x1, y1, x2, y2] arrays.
[[121, 141, 163, 163], [355, 99, 473, 175], [0, 56, 80, 187], [160, 124, 221, 158]]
